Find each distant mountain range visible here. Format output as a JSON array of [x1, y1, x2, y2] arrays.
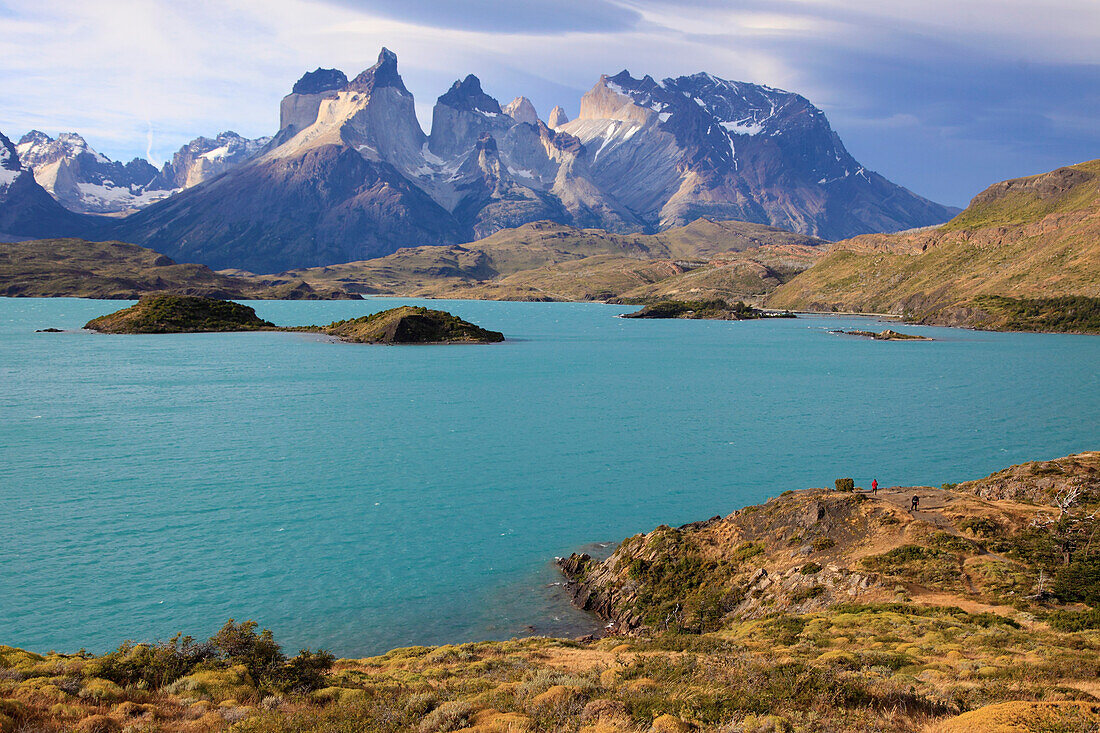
[[1, 48, 957, 272], [13, 130, 270, 215]]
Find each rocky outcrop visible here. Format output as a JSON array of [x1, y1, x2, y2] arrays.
[[557, 454, 1086, 635], [503, 96, 539, 125], [428, 75, 513, 161], [620, 298, 789, 320], [275, 69, 350, 146], [956, 452, 1099, 505], [153, 131, 270, 190], [547, 105, 570, 129], [830, 329, 931, 340]]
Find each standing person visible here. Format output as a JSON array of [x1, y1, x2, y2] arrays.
[[911, 495, 919, 511], [871, 478, 878, 495]]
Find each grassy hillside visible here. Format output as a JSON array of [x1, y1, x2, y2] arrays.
[[767, 160, 1100, 330], [0, 239, 357, 299], [0, 221, 825, 305], [2, 453, 1098, 732], [269, 219, 826, 302], [616, 245, 823, 303]]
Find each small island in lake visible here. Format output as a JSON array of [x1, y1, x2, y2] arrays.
[[621, 298, 795, 320], [83, 295, 504, 344], [831, 328, 932, 341], [304, 306, 505, 344], [84, 294, 275, 333]]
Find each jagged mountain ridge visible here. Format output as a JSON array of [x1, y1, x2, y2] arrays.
[[14, 130, 269, 214], [0, 132, 103, 240], [7, 48, 954, 272], [15, 131, 170, 214], [559, 70, 953, 238]]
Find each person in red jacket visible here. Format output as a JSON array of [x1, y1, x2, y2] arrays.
[[871, 478, 878, 495]]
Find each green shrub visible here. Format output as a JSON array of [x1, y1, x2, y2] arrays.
[[811, 537, 836, 552], [78, 678, 125, 703], [861, 545, 962, 588], [85, 635, 214, 689], [973, 295, 1100, 334], [958, 517, 1000, 537], [1047, 608, 1100, 632], [764, 616, 807, 646], [81, 621, 333, 696], [800, 562, 822, 575], [929, 531, 979, 555], [1051, 559, 1100, 606], [835, 478, 855, 492]]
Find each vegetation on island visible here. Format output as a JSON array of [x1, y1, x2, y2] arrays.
[[3, 453, 1098, 732], [84, 294, 274, 334], [302, 306, 505, 344], [82, 296, 504, 344], [621, 299, 794, 321]]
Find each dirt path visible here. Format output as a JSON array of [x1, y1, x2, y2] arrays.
[[862, 486, 1014, 563]]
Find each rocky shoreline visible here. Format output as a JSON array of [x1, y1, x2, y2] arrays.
[[1, 452, 1097, 732]]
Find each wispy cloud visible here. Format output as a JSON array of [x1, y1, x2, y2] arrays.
[[0, 0, 1096, 205]]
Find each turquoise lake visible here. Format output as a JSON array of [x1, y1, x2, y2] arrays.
[[1, 297, 1098, 656]]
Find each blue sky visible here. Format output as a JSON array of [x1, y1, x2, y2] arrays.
[[1, 0, 1097, 207]]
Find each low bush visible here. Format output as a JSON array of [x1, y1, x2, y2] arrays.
[[87, 621, 333, 697], [1047, 608, 1100, 632], [835, 478, 855, 492]]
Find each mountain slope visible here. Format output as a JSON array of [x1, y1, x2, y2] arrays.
[[15, 131, 171, 214], [557, 71, 955, 238], [0, 238, 356, 299], [767, 160, 1100, 329], [0, 132, 104, 240], [113, 50, 465, 273]]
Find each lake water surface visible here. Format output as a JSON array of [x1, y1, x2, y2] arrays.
[[1, 298, 1097, 655]]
